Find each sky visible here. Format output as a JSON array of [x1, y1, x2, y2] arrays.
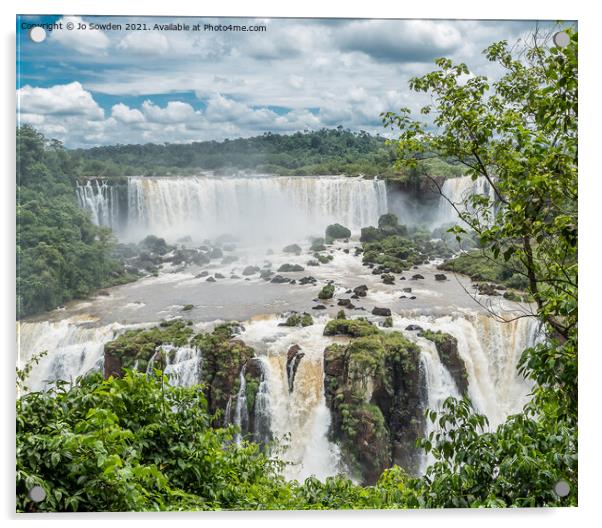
[[16, 15, 565, 148]]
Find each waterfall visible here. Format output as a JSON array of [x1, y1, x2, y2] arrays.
[[233, 368, 249, 444], [240, 319, 342, 481], [162, 345, 203, 387], [17, 319, 128, 393], [407, 313, 540, 427], [435, 175, 496, 226], [77, 174, 388, 241], [252, 359, 272, 446], [76, 180, 121, 229]]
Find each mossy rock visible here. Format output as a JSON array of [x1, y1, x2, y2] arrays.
[[325, 223, 351, 240], [318, 283, 335, 299], [283, 244, 302, 255], [323, 318, 378, 337], [277, 263, 305, 272], [419, 329, 468, 395], [310, 237, 326, 252], [280, 312, 314, 327]]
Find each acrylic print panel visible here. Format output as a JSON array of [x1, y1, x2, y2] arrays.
[[16, 15, 577, 512]]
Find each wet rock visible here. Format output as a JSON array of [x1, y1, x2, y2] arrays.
[[299, 276, 317, 285], [402, 287, 412, 293], [325, 223, 351, 241], [337, 298, 355, 309], [196, 271, 209, 278], [278, 263, 305, 272], [270, 274, 291, 284], [283, 244, 302, 255], [382, 273, 395, 285], [182, 304, 194, 312], [310, 238, 326, 252], [353, 285, 369, 297], [307, 259, 320, 267], [312, 304, 327, 310], [409, 296, 416, 300], [372, 307, 392, 317], [343, 248, 350, 254], [405, 324, 423, 332], [318, 283, 335, 300], [286, 344, 305, 393], [476, 282, 501, 296], [260, 270, 274, 280], [242, 265, 260, 276], [214, 273, 225, 279], [206, 276, 216, 282], [434, 273, 448, 281], [411, 274, 425, 280], [230, 274, 240, 279], [419, 330, 469, 395]]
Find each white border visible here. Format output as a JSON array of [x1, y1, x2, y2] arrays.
[[2, 1, 598, 526]]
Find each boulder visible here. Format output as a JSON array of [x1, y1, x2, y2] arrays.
[[353, 285, 369, 297], [405, 324, 423, 332], [411, 274, 425, 280], [434, 273, 448, 281], [325, 223, 352, 240], [372, 307, 392, 317], [206, 276, 216, 282], [283, 244, 302, 255], [271, 275, 290, 284], [278, 263, 305, 272], [242, 265, 260, 276]]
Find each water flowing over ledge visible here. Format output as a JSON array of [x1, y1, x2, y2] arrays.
[[77, 175, 389, 242]]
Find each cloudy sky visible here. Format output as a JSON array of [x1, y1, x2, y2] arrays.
[[17, 16, 562, 148]]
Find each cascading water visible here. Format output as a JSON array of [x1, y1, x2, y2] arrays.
[[77, 174, 388, 241], [76, 180, 121, 230], [17, 319, 130, 393], [435, 175, 497, 226], [162, 345, 203, 387], [240, 318, 343, 481]]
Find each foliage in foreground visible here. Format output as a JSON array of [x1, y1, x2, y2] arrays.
[[384, 26, 578, 506], [16, 370, 418, 512]]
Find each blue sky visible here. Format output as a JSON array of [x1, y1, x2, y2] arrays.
[[16, 15, 566, 148]]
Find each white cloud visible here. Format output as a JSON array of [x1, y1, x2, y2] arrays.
[[17, 82, 104, 120], [141, 100, 198, 124], [111, 103, 145, 123], [50, 16, 110, 55], [117, 32, 170, 56]]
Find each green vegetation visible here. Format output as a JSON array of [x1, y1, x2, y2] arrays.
[[361, 214, 453, 273], [438, 250, 528, 291], [278, 263, 305, 272], [17, 126, 132, 318], [16, 28, 577, 510], [281, 313, 314, 327], [323, 317, 378, 338], [324, 330, 425, 481], [384, 27, 577, 506], [73, 127, 462, 180], [317, 283, 335, 300], [325, 223, 351, 241]]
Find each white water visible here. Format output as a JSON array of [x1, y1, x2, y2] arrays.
[[436, 175, 496, 226], [17, 318, 131, 393], [77, 174, 388, 242], [76, 180, 121, 230], [241, 317, 343, 481]]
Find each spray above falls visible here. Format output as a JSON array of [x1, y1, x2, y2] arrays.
[[77, 175, 388, 242]]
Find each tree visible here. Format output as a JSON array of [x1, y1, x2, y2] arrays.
[[383, 27, 578, 506]]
